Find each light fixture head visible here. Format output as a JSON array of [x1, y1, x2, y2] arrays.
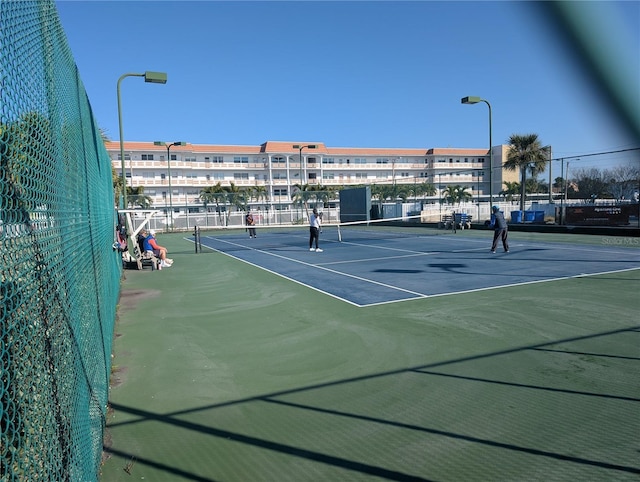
[[144, 71, 167, 84], [461, 96, 481, 104]]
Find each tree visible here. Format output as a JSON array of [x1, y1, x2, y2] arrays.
[[606, 164, 640, 201], [200, 183, 227, 224], [126, 186, 152, 209], [504, 134, 548, 211], [248, 184, 268, 206], [571, 167, 611, 201], [112, 166, 124, 207], [499, 181, 520, 204], [224, 182, 247, 225], [442, 184, 472, 205], [414, 181, 437, 202]]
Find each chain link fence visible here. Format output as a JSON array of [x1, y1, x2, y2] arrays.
[[1, 1, 120, 479]]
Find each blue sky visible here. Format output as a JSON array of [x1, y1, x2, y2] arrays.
[[55, 1, 639, 171]]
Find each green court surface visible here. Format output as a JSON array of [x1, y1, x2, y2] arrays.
[[101, 230, 640, 481]]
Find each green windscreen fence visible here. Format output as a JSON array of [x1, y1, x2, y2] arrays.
[[1, 1, 121, 479]]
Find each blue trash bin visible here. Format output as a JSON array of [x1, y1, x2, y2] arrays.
[[534, 210, 545, 223], [511, 210, 523, 223], [524, 211, 535, 222]]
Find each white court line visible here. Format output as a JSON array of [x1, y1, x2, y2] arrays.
[[192, 235, 640, 308], [360, 267, 640, 308], [202, 236, 428, 301], [197, 237, 362, 306], [321, 246, 489, 266]]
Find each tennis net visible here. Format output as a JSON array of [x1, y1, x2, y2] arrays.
[[200, 214, 441, 246]]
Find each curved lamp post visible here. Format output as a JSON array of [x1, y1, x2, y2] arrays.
[[461, 96, 493, 206], [292, 144, 317, 185], [117, 71, 167, 209], [154, 141, 187, 230]]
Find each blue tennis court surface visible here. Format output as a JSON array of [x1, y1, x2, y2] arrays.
[[199, 229, 640, 307]]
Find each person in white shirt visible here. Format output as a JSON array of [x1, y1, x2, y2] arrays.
[[309, 208, 322, 252]]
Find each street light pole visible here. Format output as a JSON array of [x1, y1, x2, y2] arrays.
[[461, 96, 493, 206], [117, 71, 167, 210], [154, 141, 187, 230], [476, 170, 480, 220], [292, 144, 317, 186]]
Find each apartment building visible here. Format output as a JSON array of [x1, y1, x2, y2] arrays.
[[105, 140, 516, 213]]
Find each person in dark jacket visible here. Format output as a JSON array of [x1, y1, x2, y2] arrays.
[[489, 206, 509, 253]]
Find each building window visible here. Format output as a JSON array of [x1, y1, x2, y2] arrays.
[[375, 158, 389, 164], [354, 158, 367, 164], [170, 154, 177, 161], [116, 153, 131, 161], [185, 156, 196, 162], [322, 172, 335, 180], [233, 156, 249, 164], [272, 156, 285, 165], [141, 154, 154, 161], [355, 173, 368, 180], [233, 173, 249, 180], [323, 157, 335, 164], [273, 188, 288, 196], [211, 156, 224, 163]]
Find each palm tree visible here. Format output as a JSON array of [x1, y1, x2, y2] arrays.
[[442, 184, 472, 205], [412, 181, 436, 203], [504, 134, 548, 212], [248, 184, 268, 207], [224, 182, 247, 225], [126, 186, 152, 209], [499, 181, 520, 204], [112, 166, 124, 207], [291, 183, 316, 221], [200, 183, 227, 224]]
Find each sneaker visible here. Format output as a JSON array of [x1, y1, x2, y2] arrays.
[[310, 248, 315, 251], [505, 250, 509, 253], [315, 248, 323, 252], [161, 261, 172, 268], [491, 250, 496, 253], [164, 259, 173, 266]]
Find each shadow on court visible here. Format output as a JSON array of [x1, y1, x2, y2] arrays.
[[102, 231, 640, 481], [104, 325, 640, 481]]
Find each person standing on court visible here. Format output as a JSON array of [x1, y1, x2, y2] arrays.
[[489, 206, 509, 253], [246, 209, 257, 238], [309, 208, 322, 252]]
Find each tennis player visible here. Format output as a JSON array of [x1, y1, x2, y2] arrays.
[[489, 206, 509, 253], [309, 208, 322, 252]]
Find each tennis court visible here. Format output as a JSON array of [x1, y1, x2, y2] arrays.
[[199, 224, 640, 306], [101, 228, 640, 481]]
